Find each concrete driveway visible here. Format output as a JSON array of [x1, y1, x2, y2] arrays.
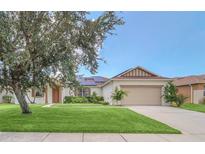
[[128, 106, 205, 141]]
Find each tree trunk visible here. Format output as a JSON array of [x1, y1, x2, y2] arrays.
[[13, 86, 32, 114]]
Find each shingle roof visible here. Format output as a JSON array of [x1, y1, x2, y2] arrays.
[[173, 74, 205, 86]]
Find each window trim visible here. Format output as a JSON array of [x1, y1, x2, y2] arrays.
[[78, 87, 91, 97]]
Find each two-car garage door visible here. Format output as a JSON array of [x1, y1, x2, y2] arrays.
[[121, 85, 162, 105]]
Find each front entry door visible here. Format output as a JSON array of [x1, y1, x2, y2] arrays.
[[52, 86, 60, 103]]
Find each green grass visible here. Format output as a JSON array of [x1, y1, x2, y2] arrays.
[[0, 103, 180, 133], [181, 103, 205, 113]]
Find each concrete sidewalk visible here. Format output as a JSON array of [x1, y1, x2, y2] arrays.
[[1, 132, 205, 142]]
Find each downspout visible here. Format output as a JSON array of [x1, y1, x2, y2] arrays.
[[189, 84, 193, 103]]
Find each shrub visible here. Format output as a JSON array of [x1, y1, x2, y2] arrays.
[[163, 82, 188, 107], [86, 96, 97, 103], [96, 96, 104, 101], [85, 92, 104, 103], [99, 101, 109, 105], [2, 95, 13, 103], [64, 96, 89, 104], [163, 81, 178, 103], [86, 96, 104, 103], [175, 94, 188, 107], [63, 95, 106, 104]]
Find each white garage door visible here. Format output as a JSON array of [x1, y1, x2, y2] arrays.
[[121, 85, 162, 105]]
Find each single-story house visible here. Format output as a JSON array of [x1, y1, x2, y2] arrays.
[[173, 75, 205, 103], [0, 66, 171, 105], [99, 66, 170, 105]]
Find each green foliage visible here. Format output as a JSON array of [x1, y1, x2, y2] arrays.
[[163, 81, 178, 103], [92, 92, 97, 97], [64, 94, 106, 104], [86, 92, 104, 103], [163, 81, 187, 107], [0, 11, 124, 112], [64, 96, 89, 104], [2, 95, 13, 103], [111, 87, 127, 103], [175, 94, 188, 107], [181, 103, 205, 113], [99, 101, 109, 105]]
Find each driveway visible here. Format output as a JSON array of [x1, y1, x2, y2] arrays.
[[128, 106, 205, 141]]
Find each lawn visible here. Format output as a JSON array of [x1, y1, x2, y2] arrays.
[[181, 103, 205, 113], [0, 103, 180, 134]]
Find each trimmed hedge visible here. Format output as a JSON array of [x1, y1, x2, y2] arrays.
[[63, 96, 108, 105], [86, 96, 104, 103], [64, 96, 89, 104]]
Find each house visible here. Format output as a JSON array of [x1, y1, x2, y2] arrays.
[[173, 75, 205, 103], [0, 66, 171, 105], [77, 66, 170, 105], [100, 66, 170, 105]]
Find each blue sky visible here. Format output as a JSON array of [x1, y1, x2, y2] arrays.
[[79, 12, 205, 78]]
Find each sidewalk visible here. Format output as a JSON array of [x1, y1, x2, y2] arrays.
[[1, 132, 205, 142]]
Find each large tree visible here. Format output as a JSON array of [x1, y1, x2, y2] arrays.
[[0, 11, 124, 113]]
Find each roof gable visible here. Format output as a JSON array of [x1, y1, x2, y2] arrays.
[[101, 66, 170, 87], [116, 66, 159, 78]]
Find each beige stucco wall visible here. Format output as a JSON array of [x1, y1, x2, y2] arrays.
[[102, 81, 114, 104], [90, 87, 102, 96], [0, 85, 73, 104], [0, 90, 16, 103], [0, 89, 46, 104], [25, 89, 45, 104], [62, 87, 74, 102]]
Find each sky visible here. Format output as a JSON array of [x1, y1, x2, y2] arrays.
[[79, 12, 205, 78]]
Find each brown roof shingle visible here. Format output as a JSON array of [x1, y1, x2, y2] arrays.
[[173, 75, 205, 86]]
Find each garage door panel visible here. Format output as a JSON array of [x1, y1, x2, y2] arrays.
[[121, 86, 161, 105]]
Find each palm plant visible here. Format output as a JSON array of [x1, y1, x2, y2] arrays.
[[111, 87, 127, 105], [175, 94, 188, 107]]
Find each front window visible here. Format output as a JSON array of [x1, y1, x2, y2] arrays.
[[32, 88, 44, 97], [78, 87, 91, 97]]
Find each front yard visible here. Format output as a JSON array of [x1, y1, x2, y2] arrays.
[[0, 103, 180, 134], [181, 103, 205, 113]]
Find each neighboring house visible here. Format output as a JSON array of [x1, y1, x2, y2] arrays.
[[173, 75, 205, 103], [0, 66, 170, 105]]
